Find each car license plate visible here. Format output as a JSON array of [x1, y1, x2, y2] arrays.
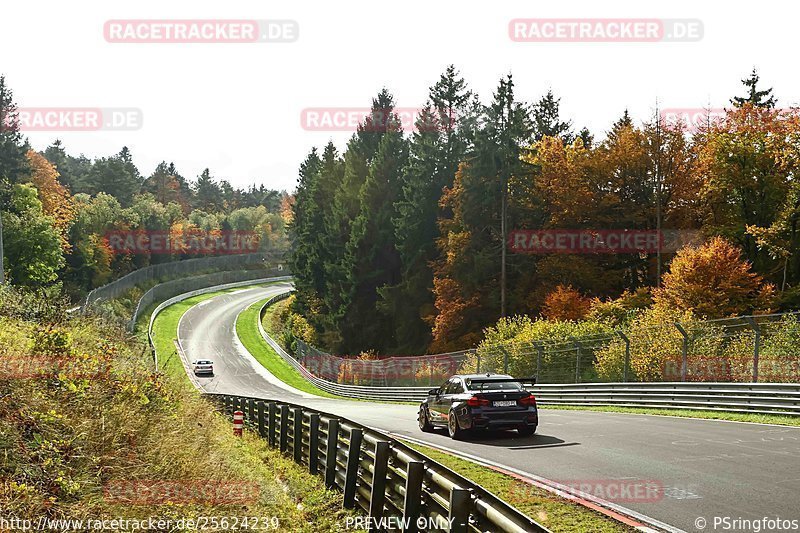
[[493, 400, 516, 407]]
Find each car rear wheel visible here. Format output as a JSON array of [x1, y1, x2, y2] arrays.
[[418, 407, 434, 432], [448, 410, 466, 440], [517, 425, 536, 437]]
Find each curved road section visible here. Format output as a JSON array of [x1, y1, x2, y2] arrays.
[[178, 284, 800, 533]]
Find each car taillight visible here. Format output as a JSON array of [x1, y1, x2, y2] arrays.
[[467, 396, 490, 407], [518, 394, 536, 407]]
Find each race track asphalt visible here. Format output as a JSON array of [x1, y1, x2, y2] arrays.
[[177, 284, 800, 533]]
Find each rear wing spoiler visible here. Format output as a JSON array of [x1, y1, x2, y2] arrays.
[[466, 376, 537, 387]]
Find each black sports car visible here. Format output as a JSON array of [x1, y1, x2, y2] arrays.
[[418, 374, 538, 439]]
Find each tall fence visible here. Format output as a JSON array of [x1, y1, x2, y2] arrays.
[[209, 393, 549, 533], [83, 251, 286, 309], [288, 312, 800, 387]]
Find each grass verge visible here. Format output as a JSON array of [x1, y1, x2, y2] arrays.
[[402, 441, 634, 533], [539, 404, 800, 426], [0, 286, 362, 532], [236, 299, 341, 399]]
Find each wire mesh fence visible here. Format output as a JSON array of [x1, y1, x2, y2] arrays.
[[294, 312, 800, 386]]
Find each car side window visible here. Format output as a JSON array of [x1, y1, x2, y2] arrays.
[[445, 379, 462, 394]]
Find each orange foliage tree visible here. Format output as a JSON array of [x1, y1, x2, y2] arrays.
[[655, 237, 775, 318], [26, 150, 75, 252], [541, 284, 591, 321]]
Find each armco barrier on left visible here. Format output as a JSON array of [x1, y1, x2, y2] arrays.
[[209, 393, 550, 533]]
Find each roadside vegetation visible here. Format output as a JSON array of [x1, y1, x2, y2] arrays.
[[404, 441, 634, 533], [236, 297, 339, 398], [0, 284, 361, 532]]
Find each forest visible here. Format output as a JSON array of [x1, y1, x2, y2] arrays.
[[289, 66, 800, 356], [0, 75, 291, 300]]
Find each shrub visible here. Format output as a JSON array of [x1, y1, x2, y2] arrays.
[[462, 315, 615, 381], [588, 287, 653, 327], [542, 285, 591, 321]]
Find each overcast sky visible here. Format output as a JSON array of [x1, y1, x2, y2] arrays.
[[3, 0, 797, 193]]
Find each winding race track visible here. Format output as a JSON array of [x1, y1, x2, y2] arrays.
[[178, 284, 800, 533]]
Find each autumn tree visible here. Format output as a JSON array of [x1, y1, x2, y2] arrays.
[[695, 103, 800, 281], [654, 237, 775, 318], [143, 161, 183, 207], [541, 285, 592, 321], [26, 150, 75, 253]]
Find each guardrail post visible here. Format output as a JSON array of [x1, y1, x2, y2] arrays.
[[325, 418, 340, 488], [257, 401, 266, 438], [746, 317, 761, 382], [402, 461, 424, 533], [248, 398, 255, 425], [293, 407, 303, 464], [617, 331, 631, 382], [343, 428, 363, 509], [448, 487, 471, 533], [309, 413, 320, 475], [268, 402, 277, 447], [674, 322, 689, 381], [280, 404, 289, 453], [368, 441, 390, 530]]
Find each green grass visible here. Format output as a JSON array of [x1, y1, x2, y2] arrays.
[[403, 441, 633, 533], [540, 404, 800, 426], [236, 299, 341, 399]]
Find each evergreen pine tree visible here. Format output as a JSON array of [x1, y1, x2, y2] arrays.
[[531, 89, 573, 142], [731, 68, 777, 108]]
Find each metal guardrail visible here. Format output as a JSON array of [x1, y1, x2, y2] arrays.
[[531, 382, 800, 416], [256, 291, 800, 415], [206, 393, 550, 533]]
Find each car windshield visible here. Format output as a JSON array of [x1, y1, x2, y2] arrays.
[[466, 380, 523, 391], [196, 361, 212, 365]]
